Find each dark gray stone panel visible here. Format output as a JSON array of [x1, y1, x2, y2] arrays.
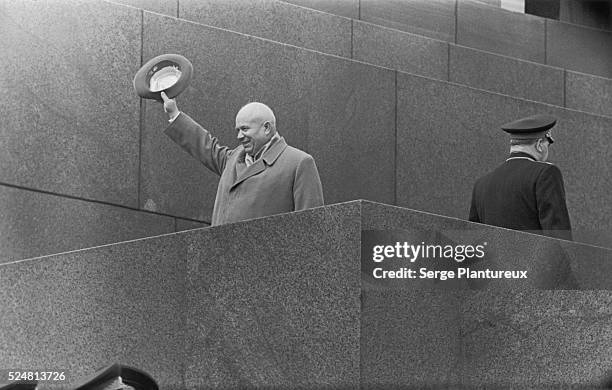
[[0, 234, 187, 390], [457, 0, 546, 62], [462, 291, 612, 387], [396, 74, 612, 248], [546, 20, 612, 78], [360, 0, 456, 42], [141, 12, 396, 220], [107, 0, 177, 16], [0, 0, 141, 207], [0, 186, 175, 264], [449, 44, 565, 106], [183, 202, 362, 389], [306, 54, 396, 206], [566, 71, 612, 118], [281, 0, 359, 19], [353, 20, 449, 80], [179, 0, 352, 58]]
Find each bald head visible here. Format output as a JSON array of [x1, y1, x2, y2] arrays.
[[235, 102, 277, 156], [236, 102, 276, 131]]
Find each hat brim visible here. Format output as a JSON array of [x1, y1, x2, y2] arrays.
[[133, 54, 193, 101]]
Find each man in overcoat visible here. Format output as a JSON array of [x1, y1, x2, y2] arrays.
[[469, 114, 572, 240], [160, 92, 324, 226]]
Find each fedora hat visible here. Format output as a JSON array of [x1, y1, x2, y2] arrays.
[[133, 53, 193, 101]]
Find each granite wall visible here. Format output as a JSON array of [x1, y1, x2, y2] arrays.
[[2, 0, 611, 263], [1, 201, 610, 388]]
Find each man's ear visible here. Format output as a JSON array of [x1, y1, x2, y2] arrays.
[[263, 121, 271, 134], [535, 139, 543, 152]]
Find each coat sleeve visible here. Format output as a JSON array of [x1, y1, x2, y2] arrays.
[[293, 154, 324, 211], [164, 113, 230, 176], [536, 165, 572, 240]]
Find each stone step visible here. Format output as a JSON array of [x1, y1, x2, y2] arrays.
[[110, 0, 612, 118]]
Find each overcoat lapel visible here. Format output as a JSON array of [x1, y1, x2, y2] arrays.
[[230, 137, 288, 191]]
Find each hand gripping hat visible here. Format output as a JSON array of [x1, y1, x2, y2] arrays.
[[501, 114, 557, 143], [133, 54, 193, 101]]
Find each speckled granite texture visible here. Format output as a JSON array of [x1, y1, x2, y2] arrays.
[[1, 201, 610, 388], [396, 72, 612, 249], [0, 185, 175, 264], [566, 71, 612, 118], [546, 19, 612, 79], [282, 0, 359, 19], [140, 12, 395, 221], [0, 0, 141, 206], [457, 0, 546, 62]]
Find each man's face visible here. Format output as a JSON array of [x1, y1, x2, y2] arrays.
[[235, 113, 269, 156]]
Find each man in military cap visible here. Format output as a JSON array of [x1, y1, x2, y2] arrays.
[[468, 114, 572, 240]]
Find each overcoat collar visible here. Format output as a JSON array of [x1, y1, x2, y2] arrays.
[[507, 151, 537, 162], [231, 137, 288, 190]]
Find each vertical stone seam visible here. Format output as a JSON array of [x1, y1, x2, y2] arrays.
[[454, 0, 458, 44], [563, 68, 567, 108], [358, 0, 361, 20], [447, 43, 451, 82], [351, 19, 354, 59], [176, 0, 180, 19], [544, 19, 549, 65], [137, 9, 145, 210], [394, 70, 398, 206]]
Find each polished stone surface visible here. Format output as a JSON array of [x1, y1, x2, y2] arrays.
[[546, 20, 612, 78], [108, 0, 177, 16], [0, 0, 141, 207], [141, 12, 396, 220], [307, 52, 396, 206], [396, 73, 612, 248], [566, 71, 612, 118], [183, 202, 362, 389], [0, 233, 187, 390], [360, 0, 456, 42], [457, 0, 546, 62], [449, 44, 564, 106], [282, 0, 359, 19], [179, 0, 352, 58], [0, 186, 175, 264], [353, 20, 449, 80]]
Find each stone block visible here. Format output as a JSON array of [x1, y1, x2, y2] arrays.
[[0, 0, 141, 207], [566, 71, 612, 118], [546, 19, 612, 78], [0, 234, 188, 390], [396, 73, 612, 248], [182, 203, 362, 388], [360, 0, 456, 42], [353, 20, 449, 80], [0, 185, 175, 263], [449, 44, 564, 106], [179, 0, 352, 57], [282, 0, 359, 19], [457, 0, 546, 62]]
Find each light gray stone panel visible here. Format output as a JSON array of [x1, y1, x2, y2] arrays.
[[457, 0, 546, 62], [353, 20, 449, 80], [0, 0, 141, 207], [462, 291, 612, 387], [396, 73, 612, 248], [0, 185, 175, 264], [183, 202, 362, 389], [360, 0, 456, 42], [546, 19, 612, 78], [566, 71, 612, 118], [0, 234, 187, 389], [281, 0, 359, 19], [179, 0, 352, 58], [449, 44, 565, 106]]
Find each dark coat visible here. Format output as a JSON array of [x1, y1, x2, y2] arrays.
[[165, 113, 324, 226], [469, 152, 572, 240]]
